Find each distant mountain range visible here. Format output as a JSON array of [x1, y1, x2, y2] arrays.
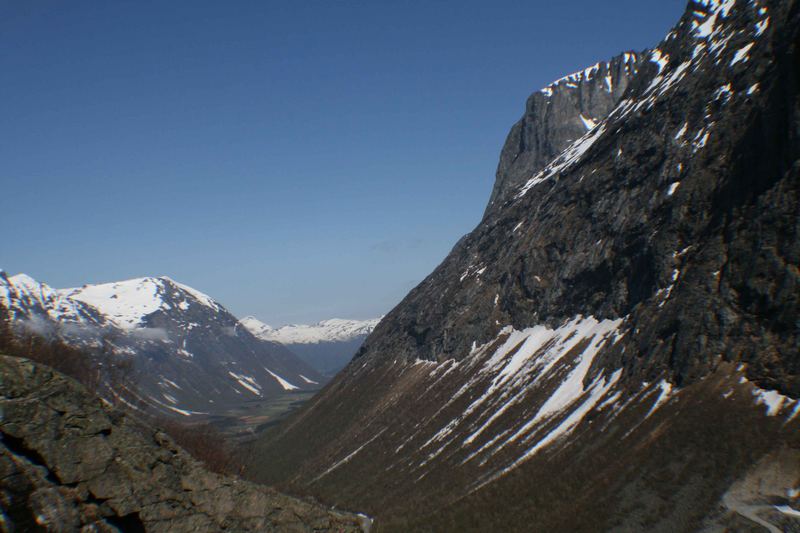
[[240, 317, 381, 344], [240, 317, 381, 376], [0, 272, 323, 418]]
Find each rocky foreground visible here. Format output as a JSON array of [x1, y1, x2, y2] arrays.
[[0, 354, 365, 532]]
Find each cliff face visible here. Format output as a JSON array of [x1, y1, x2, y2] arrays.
[[361, 0, 799, 396], [248, 1, 800, 531], [0, 355, 365, 532], [486, 51, 644, 215]]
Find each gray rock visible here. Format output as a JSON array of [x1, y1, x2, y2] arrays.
[[486, 50, 644, 215], [0, 354, 364, 532], [360, 0, 799, 396]]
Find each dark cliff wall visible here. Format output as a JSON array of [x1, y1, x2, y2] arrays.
[[360, 0, 799, 396]]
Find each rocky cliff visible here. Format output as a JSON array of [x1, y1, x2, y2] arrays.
[[361, 0, 799, 396], [248, 0, 800, 531], [486, 50, 644, 214], [0, 355, 365, 532]]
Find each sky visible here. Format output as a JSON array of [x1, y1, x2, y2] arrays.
[[1, 0, 686, 325]]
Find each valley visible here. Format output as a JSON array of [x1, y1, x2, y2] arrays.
[[2, 0, 799, 531], [200, 391, 319, 447], [0, 272, 376, 420]]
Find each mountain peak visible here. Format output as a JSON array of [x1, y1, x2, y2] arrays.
[[8, 273, 42, 288], [60, 276, 221, 330], [239, 315, 274, 334], [486, 49, 646, 215], [249, 1, 800, 529]]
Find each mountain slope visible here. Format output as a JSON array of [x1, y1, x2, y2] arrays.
[[241, 317, 382, 375], [0, 272, 323, 417], [249, 1, 800, 530], [0, 354, 365, 532]]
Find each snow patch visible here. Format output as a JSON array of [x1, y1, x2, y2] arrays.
[[430, 316, 624, 459], [579, 114, 597, 131], [228, 371, 262, 395], [264, 368, 299, 391], [650, 49, 669, 73], [754, 17, 769, 37], [313, 428, 387, 482], [299, 374, 319, 385], [644, 380, 675, 419], [713, 83, 733, 103], [730, 43, 754, 66], [64, 278, 165, 330], [740, 374, 799, 420], [518, 124, 607, 198], [775, 505, 800, 518]]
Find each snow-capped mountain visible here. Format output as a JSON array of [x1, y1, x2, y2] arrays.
[[241, 316, 381, 375], [62, 276, 222, 330], [0, 273, 108, 328], [0, 272, 323, 417], [241, 317, 381, 344], [249, 1, 800, 531]]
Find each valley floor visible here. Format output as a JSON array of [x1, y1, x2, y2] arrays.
[[200, 391, 319, 447]]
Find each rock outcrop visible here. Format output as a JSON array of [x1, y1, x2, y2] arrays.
[[486, 51, 644, 215], [0, 355, 365, 532]]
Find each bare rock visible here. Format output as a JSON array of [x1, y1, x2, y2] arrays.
[[0, 354, 364, 532]]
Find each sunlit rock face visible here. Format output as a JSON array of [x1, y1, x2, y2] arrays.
[[486, 50, 644, 215]]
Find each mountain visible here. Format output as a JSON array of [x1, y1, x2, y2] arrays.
[[241, 317, 381, 345], [0, 272, 324, 417], [0, 354, 366, 531], [248, 1, 800, 531], [486, 50, 644, 215], [241, 317, 382, 376]]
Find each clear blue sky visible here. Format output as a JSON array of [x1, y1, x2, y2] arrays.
[[1, 0, 686, 325]]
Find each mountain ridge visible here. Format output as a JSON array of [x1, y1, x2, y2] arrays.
[[0, 271, 323, 417], [486, 49, 645, 215]]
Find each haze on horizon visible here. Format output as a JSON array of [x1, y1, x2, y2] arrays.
[[1, 0, 685, 325]]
